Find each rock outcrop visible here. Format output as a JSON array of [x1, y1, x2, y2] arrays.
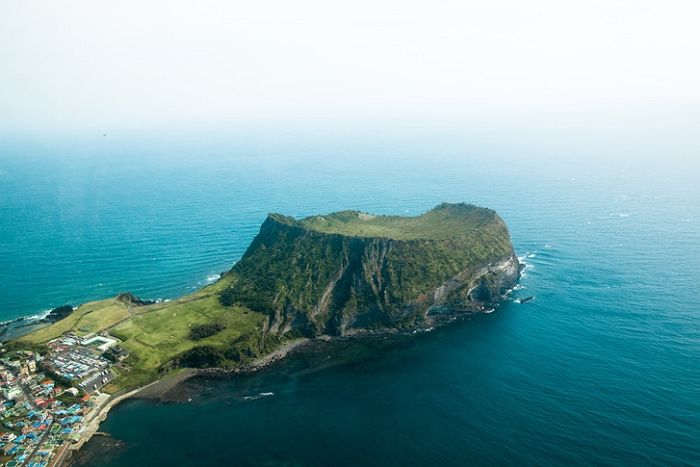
[[220, 203, 519, 337], [116, 292, 155, 307]]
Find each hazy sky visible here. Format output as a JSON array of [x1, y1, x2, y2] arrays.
[[2, 0, 699, 136]]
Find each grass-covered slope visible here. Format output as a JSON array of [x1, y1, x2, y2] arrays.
[[20, 276, 271, 392], [21, 300, 130, 344], [295, 203, 500, 240], [221, 203, 519, 336]]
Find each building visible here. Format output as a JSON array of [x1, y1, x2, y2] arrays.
[[81, 336, 117, 352], [1, 442, 17, 455], [0, 432, 17, 442], [3, 386, 23, 401]]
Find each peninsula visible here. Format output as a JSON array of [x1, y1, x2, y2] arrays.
[[0, 203, 519, 465]]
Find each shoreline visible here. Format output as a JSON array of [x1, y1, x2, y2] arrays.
[[66, 331, 411, 463], [66, 306, 511, 455], [188, 337, 311, 382], [47, 280, 523, 465], [17, 305, 513, 466], [60, 337, 311, 465]]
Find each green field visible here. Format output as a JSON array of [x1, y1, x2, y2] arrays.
[[19, 275, 269, 393], [20, 300, 130, 344], [105, 294, 265, 391], [287, 202, 501, 240]]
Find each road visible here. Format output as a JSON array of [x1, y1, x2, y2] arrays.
[[21, 420, 54, 466]]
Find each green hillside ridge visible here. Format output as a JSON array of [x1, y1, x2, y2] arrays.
[[271, 202, 498, 240], [16, 202, 519, 392], [221, 203, 520, 337]]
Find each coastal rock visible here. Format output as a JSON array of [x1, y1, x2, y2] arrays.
[[220, 203, 519, 337], [44, 304, 74, 322], [116, 292, 155, 306]]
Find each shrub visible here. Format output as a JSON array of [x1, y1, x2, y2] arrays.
[[179, 346, 225, 368], [188, 323, 225, 340]]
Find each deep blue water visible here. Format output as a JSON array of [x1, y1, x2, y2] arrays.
[[1, 140, 699, 465]]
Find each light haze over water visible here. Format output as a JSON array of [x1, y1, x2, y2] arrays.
[[2, 0, 699, 465]]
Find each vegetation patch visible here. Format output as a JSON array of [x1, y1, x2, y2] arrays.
[[19, 300, 129, 344], [292, 202, 500, 240], [18, 275, 268, 393], [220, 203, 516, 336], [189, 322, 225, 340]]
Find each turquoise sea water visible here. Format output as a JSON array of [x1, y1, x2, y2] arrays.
[[1, 140, 699, 465]]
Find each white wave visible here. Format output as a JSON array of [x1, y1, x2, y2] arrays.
[[206, 274, 221, 284], [0, 308, 53, 326], [484, 308, 495, 314], [26, 309, 54, 321], [518, 251, 536, 263], [243, 392, 275, 401]]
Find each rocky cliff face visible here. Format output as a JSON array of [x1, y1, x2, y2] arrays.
[[220, 203, 519, 337]]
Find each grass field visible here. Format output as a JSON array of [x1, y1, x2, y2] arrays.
[[19, 274, 268, 393], [104, 294, 265, 391], [286, 203, 500, 240], [20, 300, 130, 344]]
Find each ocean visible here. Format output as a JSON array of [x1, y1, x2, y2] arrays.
[[1, 137, 698, 465]]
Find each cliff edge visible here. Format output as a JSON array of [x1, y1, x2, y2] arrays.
[[220, 203, 520, 337]]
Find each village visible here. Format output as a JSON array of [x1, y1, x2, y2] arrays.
[[0, 332, 127, 467]]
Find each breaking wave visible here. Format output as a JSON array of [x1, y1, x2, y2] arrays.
[[206, 274, 221, 284], [243, 392, 275, 401]]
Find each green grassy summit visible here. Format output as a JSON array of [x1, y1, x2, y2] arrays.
[[276, 203, 499, 240]]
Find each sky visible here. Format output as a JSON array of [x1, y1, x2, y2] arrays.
[[1, 0, 700, 146]]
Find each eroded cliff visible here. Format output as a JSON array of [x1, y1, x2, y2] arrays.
[[220, 203, 520, 337]]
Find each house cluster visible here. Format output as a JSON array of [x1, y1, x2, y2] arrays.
[[0, 333, 126, 466], [44, 334, 113, 382]]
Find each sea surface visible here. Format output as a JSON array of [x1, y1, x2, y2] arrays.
[[1, 138, 699, 465]]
